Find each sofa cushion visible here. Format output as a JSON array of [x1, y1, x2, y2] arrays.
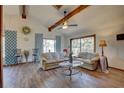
[[46, 59, 58, 63], [57, 57, 69, 62], [82, 59, 91, 64], [76, 58, 96, 65], [78, 52, 87, 59], [76, 58, 84, 61], [63, 57, 69, 61], [42, 53, 53, 60], [77, 58, 90, 63], [42, 52, 69, 64], [42, 53, 48, 59], [55, 52, 61, 59], [76, 58, 91, 63], [91, 56, 99, 62], [50, 52, 57, 59], [86, 53, 96, 59], [57, 59, 65, 62], [58, 52, 65, 59]]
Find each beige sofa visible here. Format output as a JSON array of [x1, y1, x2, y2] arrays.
[[41, 52, 69, 70], [77, 52, 100, 70]]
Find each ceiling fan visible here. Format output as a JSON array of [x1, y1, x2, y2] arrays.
[[58, 11, 78, 30]]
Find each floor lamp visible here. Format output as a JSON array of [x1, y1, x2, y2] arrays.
[[99, 40, 107, 56]]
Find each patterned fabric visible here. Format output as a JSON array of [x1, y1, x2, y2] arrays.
[[35, 33, 43, 62], [5, 30, 17, 65], [78, 52, 97, 59], [56, 36, 61, 52], [42, 52, 66, 60]]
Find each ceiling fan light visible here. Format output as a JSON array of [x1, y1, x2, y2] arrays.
[[63, 21, 68, 26], [62, 25, 68, 29]]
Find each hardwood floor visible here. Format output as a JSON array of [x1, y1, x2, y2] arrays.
[[3, 63, 124, 88]]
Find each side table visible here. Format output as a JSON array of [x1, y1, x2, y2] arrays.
[[99, 56, 109, 73]]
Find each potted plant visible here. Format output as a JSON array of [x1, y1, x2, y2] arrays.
[[23, 50, 29, 62]]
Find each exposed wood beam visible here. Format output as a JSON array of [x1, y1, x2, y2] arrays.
[[0, 5, 3, 88], [48, 5, 89, 31], [22, 5, 26, 19], [53, 5, 63, 10]]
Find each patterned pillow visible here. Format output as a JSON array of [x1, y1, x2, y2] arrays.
[[87, 53, 96, 59], [78, 52, 87, 59], [59, 52, 65, 59], [54, 52, 60, 59], [51, 52, 57, 59], [43, 53, 53, 59]]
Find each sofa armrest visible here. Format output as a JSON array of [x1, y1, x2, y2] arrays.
[[42, 57, 48, 66], [91, 56, 100, 62], [42, 57, 47, 61]]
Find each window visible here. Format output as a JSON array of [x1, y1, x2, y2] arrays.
[[43, 39, 55, 53], [2, 36, 5, 58], [71, 35, 95, 56]]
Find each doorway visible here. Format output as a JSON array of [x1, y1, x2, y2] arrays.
[[0, 5, 3, 88]]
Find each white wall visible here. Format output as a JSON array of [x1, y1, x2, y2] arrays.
[[65, 24, 124, 70], [4, 14, 124, 70], [3, 15, 65, 54]]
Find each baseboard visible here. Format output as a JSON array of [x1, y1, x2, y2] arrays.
[[3, 61, 33, 67], [109, 66, 124, 71]]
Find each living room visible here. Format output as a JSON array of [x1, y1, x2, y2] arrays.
[[0, 5, 124, 88]]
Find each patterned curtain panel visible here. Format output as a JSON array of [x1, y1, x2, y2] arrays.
[[5, 30, 17, 65], [56, 36, 61, 52], [35, 33, 43, 62]]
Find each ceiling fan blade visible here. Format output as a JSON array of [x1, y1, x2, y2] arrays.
[[57, 27, 63, 30], [68, 24, 78, 26]]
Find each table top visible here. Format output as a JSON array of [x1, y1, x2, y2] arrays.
[[59, 60, 83, 68]]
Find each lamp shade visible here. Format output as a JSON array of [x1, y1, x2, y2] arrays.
[[99, 40, 107, 47]]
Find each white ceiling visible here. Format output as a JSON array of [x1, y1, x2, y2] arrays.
[[4, 5, 124, 36]]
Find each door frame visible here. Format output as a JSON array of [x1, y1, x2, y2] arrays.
[[0, 5, 3, 88], [70, 34, 96, 54]]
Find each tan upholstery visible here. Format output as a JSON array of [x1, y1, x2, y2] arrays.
[[41, 52, 69, 70], [77, 52, 100, 70]]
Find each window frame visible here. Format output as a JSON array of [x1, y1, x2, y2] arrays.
[[70, 34, 96, 54]]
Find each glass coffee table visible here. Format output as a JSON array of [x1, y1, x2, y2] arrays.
[[59, 60, 83, 79]]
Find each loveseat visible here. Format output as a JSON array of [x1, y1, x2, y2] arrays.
[[77, 52, 100, 70], [41, 52, 69, 70]]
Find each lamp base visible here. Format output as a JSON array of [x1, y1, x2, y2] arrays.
[[102, 47, 104, 56]]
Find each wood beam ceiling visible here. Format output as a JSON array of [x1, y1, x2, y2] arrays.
[[48, 5, 89, 31], [21, 5, 26, 19]]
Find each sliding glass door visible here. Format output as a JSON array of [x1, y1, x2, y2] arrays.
[[81, 36, 94, 53], [71, 39, 81, 56], [71, 35, 95, 56]]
